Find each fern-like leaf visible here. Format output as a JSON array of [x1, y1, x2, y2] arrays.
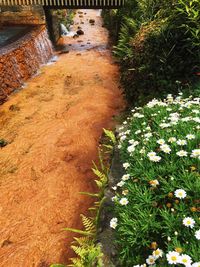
[[103, 128, 116, 144], [81, 215, 95, 233]]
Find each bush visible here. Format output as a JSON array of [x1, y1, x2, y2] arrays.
[[110, 94, 200, 266], [103, 0, 200, 104], [121, 15, 200, 104]]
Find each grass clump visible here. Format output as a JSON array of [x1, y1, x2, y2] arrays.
[[110, 94, 200, 266]]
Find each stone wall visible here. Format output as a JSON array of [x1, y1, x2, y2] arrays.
[[0, 6, 45, 25], [0, 25, 53, 104]]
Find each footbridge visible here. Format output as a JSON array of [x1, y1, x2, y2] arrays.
[[0, 0, 125, 8]]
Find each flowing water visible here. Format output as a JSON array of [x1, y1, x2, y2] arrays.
[[0, 26, 53, 103], [0, 9, 125, 266]]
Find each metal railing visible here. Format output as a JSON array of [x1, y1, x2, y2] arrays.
[[0, 0, 125, 7]]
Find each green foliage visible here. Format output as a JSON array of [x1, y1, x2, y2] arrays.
[[111, 95, 200, 266], [103, 128, 116, 145], [63, 142, 113, 267], [54, 9, 75, 30], [69, 242, 103, 267], [177, 0, 200, 46], [65, 215, 103, 266], [103, 0, 200, 105]]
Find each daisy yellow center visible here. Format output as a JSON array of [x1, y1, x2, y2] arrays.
[[150, 259, 154, 263], [171, 256, 177, 261], [182, 259, 188, 263], [155, 251, 160, 255], [186, 221, 191, 225]]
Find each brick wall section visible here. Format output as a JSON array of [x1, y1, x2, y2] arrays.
[[0, 25, 53, 104]]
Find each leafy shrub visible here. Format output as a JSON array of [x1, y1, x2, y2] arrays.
[[103, 0, 200, 104], [121, 15, 200, 104], [110, 94, 200, 266], [177, 0, 200, 47]]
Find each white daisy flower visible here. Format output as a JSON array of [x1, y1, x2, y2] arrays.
[[153, 248, 163, 259], [166, 251, 180, 264], [147, 151, 156, 157], [119, 197, 129, 205], [139, 148, 146, 154], [110, 218, 118, 229], [170, 112, 180, 117], [111, 196, 118, 202], [183, 217, 195, 228], [147, 99, 159, 108], [168, 137, 177, 143], [122, 174, 130, 181], [192, 262, 200, 267], [193, 117, 200, 123], [149, 155, 162, 162], [160, 123, 170, 128], [177, 139, 187, 146], [186, 134, 195, 140], [160, 144, 171, 154], [178, 254, 192, 266], [144, 132, 153, 138], [146, 255, 156, 265], [133, 113, 144, 118], [170, 121, 178, 125], [130, 140, 139, 146], [120, 135, 127, 141], [157, 139, 165, 145], [195, 229, 200, 240], [176, 150, 188, 157], [123, 163, 130, 169], [127, 144, 136, 153], [135, 130, 142, 134], [174, 189, 187, 199], [191, 149, 200, 158], [117, 181, 125, 187], [125, 130, 131, 134], [182, 117, 191, 122], [192, 109, 200, 114]]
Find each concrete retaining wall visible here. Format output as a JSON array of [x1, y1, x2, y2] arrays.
[[0, 25, 53, 104]]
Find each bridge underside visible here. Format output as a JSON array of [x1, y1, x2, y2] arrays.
[[0, 0, 125, 8]]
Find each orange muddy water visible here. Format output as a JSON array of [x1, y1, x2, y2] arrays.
[[0, 9, 124, 267]]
